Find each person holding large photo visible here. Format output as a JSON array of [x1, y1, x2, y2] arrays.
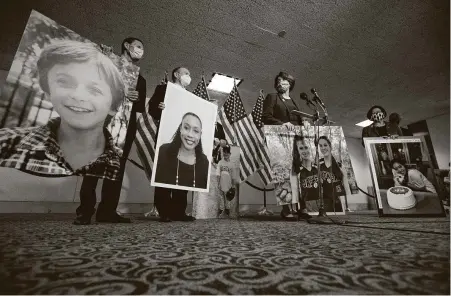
[[0, 40, 123, 181], [390, 159, 437, 193], [361, 105, 403, 146], [316, 136, 351, 212], [149, 67, 196, 222], [75, 37, 147, 225], [262, 71, 310, 220]]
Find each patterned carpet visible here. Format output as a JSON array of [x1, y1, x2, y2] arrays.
[[0, 213, 449, 295]]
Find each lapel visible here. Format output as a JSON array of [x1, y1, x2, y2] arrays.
[[277, 94, 301, 118]]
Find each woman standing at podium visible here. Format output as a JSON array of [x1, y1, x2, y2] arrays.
[[262, 71, 310, 220]]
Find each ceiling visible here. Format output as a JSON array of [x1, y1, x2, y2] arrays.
[[1, 0, 449, 138]]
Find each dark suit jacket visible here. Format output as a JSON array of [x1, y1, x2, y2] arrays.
[[148, 84, 167, 125], [262, 93, 304, 125], [155, 143, 209, 189]]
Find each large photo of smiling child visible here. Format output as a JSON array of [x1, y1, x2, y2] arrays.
[[0, 10, 138, 148], [151, 82, 217, 193], [0, 10, 139, 179]]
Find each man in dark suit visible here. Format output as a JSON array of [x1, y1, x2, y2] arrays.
[[148, 66, 196, 222], [74, 37, 146, 225]]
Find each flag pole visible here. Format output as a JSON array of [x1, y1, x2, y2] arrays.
[[256, 89, 273, 216], [232, 79, 238, 146], [145, 71, 170, 219]]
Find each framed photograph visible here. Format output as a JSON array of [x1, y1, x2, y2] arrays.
[[364, 137, 446, 217], [0, 10, 139, 150], [151, 82, 218, 192], [264, 125, 359, 216]]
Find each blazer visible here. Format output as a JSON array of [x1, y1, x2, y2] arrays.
[[262, 93, 304, 125], [155, 143, 209, 189]]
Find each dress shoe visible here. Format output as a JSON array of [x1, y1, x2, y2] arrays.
[[96, 213, 131, 223], [280, 210, 296, 221], [73, 215, 91, 225], [297, 212, 313, 220]]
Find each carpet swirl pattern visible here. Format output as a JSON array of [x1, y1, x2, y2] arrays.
[[0, 214, 449, 294]]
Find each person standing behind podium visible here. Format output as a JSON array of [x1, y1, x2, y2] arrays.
[[361, 105, 403, 146], [262, 71, 310, 220], [148, 66, 196, 222]]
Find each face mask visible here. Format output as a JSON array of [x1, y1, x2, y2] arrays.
[[180, 75, 191, 87], [277, 84, 289, 94], [371, 112, 385, 121], [129, 46, 143, 59]]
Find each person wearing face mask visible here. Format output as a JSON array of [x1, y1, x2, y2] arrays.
[[75, 37, 147, 225], [148, 66, 196, 222], [148, 67, 192, 124], [262, 71, 309, 132], [262, 71, 310, 219], [361, 105, 403, 146]]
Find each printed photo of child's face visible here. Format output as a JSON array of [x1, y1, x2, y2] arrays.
[[46, 61, 114, 130]]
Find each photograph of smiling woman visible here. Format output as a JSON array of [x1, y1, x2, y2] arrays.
[[154, 112, 209, 189]]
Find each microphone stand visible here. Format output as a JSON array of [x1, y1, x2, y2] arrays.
[[307, 90, 339, 224], [258, 187, 274, 216], [291, 105, 332, 224], [309, 100, 333, 224]]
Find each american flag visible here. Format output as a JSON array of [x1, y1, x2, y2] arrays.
[[218, 83, 265, 182], [134, 74, 167, 181], [192, 75, 210, 100], [135, 107, 158, 181], [250, 90, 273, 185]]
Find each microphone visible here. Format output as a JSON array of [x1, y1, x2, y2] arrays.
[[300, 92, 316, 110], [310, 88, 326, 109]]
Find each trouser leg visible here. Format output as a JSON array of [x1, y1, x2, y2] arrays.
[[77, 176, 99, 217]]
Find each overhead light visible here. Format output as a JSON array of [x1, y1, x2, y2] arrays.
[[356, 119, 373, 127], [207, 73, 243, 93]]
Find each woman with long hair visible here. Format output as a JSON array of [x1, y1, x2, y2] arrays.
[[155, 112, 209, 188], [390, 159, 436, 193], [315, 136, 351, 212], [291, 135, 315, 218]]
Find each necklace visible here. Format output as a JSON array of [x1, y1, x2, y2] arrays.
[[176, 151, 196, 187]]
